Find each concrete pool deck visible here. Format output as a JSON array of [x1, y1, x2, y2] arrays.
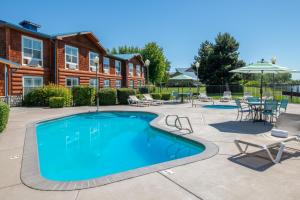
[[0, 103, 300, 200]]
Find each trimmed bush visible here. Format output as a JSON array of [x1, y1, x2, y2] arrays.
[[0, 101, 9, 133], [161, 93, 171, 100], [72, 86, 95, 106], [139, 87, 149, 94], [49, 97, 64, 108], [23, 84, 72, 107], [117, 88, 136, 104], [150, 93, 162, 100], [206, 84, 243, 94], [98, 89, 117, 105]]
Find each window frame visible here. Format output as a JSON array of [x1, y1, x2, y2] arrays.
[[89, 51, 99, 71], [115, 60, 121, 75], [21, 35, 43, 67], [103, 79, 110, 88], [136, 65, 141, 77], [22, 76, 44, 88], [65, 77, 79, 87], [129, 80, 134, 88], [65, 45, 79, 70], [89, 78, 98, 88], [128, 63, 133, 76], [115, 80, 121, 88], [103, 57, 110, 74]]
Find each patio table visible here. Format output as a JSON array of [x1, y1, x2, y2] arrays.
[[178, 93, 191, 103], [246, 101, 280, 122]]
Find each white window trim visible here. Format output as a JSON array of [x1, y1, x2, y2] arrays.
[[128, 63, 133, 76], [65, 45, 79, 70], [103, 57, 110, 74], [115, 60, 121, 76], [136, 65, 141, 77], [22, 76, 44, 87], [89, 51, 99, 72], [65, 77, 79, 87], [21, 35, 43, 67], [104, 79, 110, 88], [115, 80, 121, 88]]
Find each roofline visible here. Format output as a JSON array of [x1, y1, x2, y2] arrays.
[[107, 53, 144, 65], [0, 57, 21, 67]]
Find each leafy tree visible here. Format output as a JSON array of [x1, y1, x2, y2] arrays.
[[141, 42, 167, 84], [192, 33, 244, 85], [110, 46, 141, 54]]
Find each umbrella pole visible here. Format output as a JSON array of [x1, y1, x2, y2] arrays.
[[260, 71, 263, 121]]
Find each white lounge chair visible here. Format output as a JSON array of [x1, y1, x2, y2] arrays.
[[198, 92, 213, 102], [220, 91, 232, 102], [234, 113, 300, 163], [143, 94, 164, 105], [127, 95, 150, 107], [241, 92, 253, 102]]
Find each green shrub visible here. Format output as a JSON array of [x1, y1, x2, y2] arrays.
[[49, 97, 64, 108], [244, 80, 260, 87], [98, 89, 117, 105], [161, 93, 171, 100], [117, 88, 136, 104], [23, 84, 72, 107], [0, 102, 9, 132], [150, 93, 162, 100], [72, 86, 95, 106], [138, 87, 149, 94]]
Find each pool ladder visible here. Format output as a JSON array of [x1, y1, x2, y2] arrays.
[[165, 115, 194, 134]]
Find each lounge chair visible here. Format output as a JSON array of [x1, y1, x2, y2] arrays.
[[143, 94, 164, 105], [198, 92, 213, 102], [263, 91, 273, 100], [234, 113, 300, 163], [220, 91, 232, 102], [127, 95, 150, 107]]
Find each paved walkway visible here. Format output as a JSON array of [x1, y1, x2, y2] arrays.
[[0, 103, 299, 200]]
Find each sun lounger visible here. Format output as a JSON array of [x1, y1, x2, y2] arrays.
[[234, 113, 300, 163], [220, 91, 232, 102], [143, 94, 164, 105], [127, 95, 150, 107], [198, 92, 213, 102]]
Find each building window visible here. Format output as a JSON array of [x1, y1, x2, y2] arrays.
[[136, 65, 141, 76], [103, 57, 110, 74], [66, 77, 79, 87], [22, 36, 43, 67], [129, 80, 134, 88], [115, 60, 121, 75], [115, 80, 121, 88], [22, 76, 43, 96], [137, 80, 142, 87], [104, 80, 110, 88], [89, 78, 98, 88], [128, 63, 133, 76], [65, 45, 78, 70], [89, 52, 99, 71]]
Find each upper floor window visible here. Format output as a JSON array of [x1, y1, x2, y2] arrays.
[[89, 52, 99, 71], [136, 65, 141, 76], [103, 57, 110, 74], [115, 80, 121, 88], [22, 36, 43, 67], [128, 63, 133, 76], [104, 80, 110, 88], [65, 45, 78, 70], [66, 77, 79, 87], [115, 60, 121, 75]]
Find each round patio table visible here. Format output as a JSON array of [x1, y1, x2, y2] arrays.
[[246, 101, 264, 121]]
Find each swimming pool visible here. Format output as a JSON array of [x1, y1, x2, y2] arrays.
[[202, 105, 238, 109], [35, 112, 205, 182]]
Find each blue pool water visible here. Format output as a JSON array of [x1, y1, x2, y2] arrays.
[[202, 105, 238, 109], [36, 112, 205, 181]]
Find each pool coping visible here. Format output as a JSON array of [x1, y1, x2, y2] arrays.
[[21, 110, 219, 191]]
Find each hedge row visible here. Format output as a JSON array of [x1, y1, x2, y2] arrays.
[[0, 102, 9, 133], [99, 89, 117, 105], [49, 97, 64, 108], [72, 86, 95, 106]]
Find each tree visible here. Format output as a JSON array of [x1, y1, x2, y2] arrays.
[[109, 46, 141, 54], [193, 33, 245, 85], [141, 42, 167, 84]]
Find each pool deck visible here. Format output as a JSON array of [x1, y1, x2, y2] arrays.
[[0, 102, 300, 200]]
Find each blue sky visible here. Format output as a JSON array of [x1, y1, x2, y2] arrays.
[[1, 0, 300, 79]]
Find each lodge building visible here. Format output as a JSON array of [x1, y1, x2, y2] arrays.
[[0, 20, 145, 104]]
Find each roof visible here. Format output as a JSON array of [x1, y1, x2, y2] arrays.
[[175, 67, 194, 73], [108, 54, 144, 64], [52, 31, 92, 39], [0, 57, 21, 67]]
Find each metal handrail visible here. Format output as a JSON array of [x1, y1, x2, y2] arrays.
[[165, 115, 193, 134]]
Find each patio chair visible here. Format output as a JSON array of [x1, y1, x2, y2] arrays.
[[235, 99, 252, 121], [246, 96, 260, 102], [127, 95, 150, 107], [171, 91, 180, 103], [220, 91, 232, 102], [262, 100, 278, 123], [234, 113, 300, 163], [279, 99, 288, 113], [143, 94, 164, 105], [198, 92, 213, 102]]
